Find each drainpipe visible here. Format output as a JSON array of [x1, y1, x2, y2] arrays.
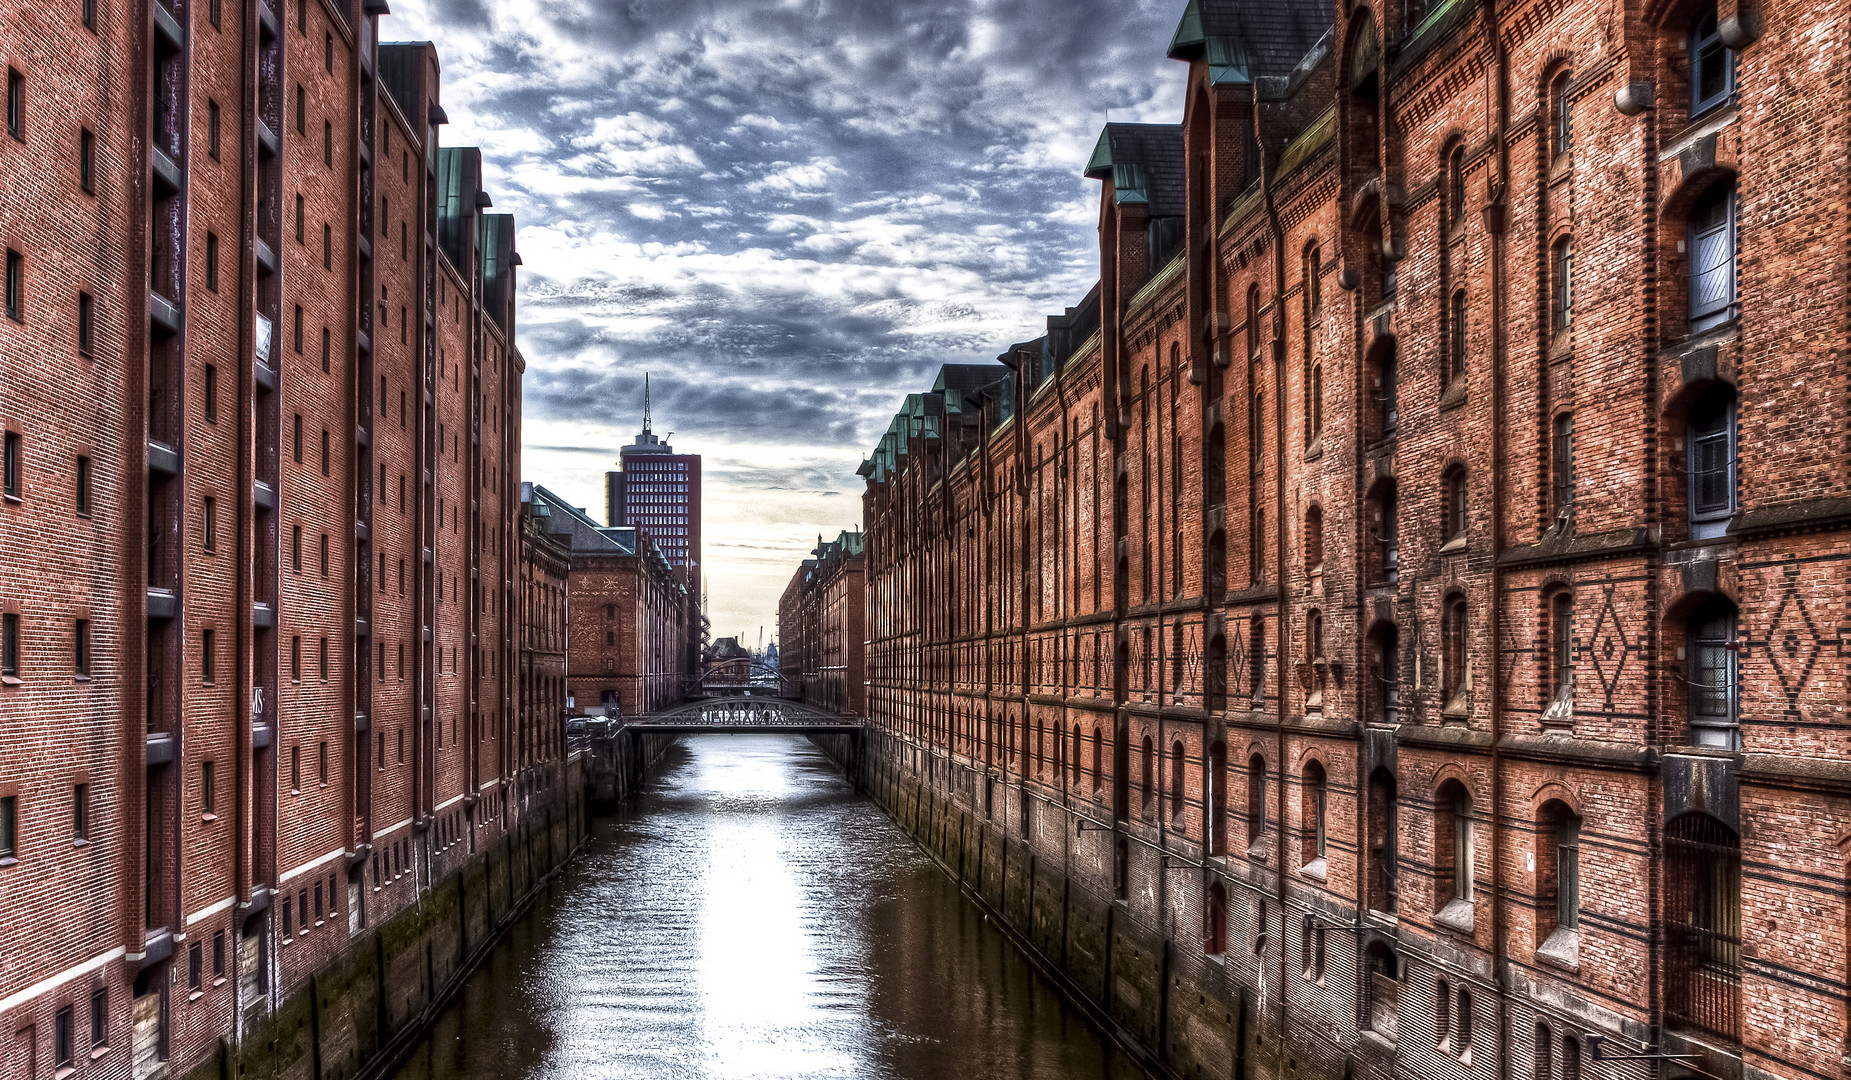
[[1477, 5, 1513, 1080]]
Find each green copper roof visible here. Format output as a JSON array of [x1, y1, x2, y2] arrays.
[[1167, 0, 1252, 83]]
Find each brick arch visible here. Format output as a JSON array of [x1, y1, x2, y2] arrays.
[[1430, 760, 1475, 797], [1533, 53, 1576, 107], [1528, 780, 1584, 817]]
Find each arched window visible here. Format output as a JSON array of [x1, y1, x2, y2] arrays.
[[1534, 1023, 1554, 1080], [1208, 741, 1228, 854], [1308, 360, 1324, 444], [1539, 800, 1581, 938], [1435, 780, 1473, 904], [1449, 289, 1468, 384], [1246, 752, 1266, 845], [1560, 1032, 1582, 1080], [1070, 724, 1083, 786], [1205, 423, 1226, 510], [1373, 485, 1400, 583], [1306, 244, 1323, 317], [1687, 387, 1737, 538], [1205, 881, 1228, 954], [1689, 5, 1736, 117], [1168, 740, 1187, 827], [1307, 609, 1325, 662], [1090, 727, 1103, 794], [1550, 591, 1576, 701], [1436, 978, 1453, 1048], [1140, 735, 1154, 813], [1207, 529, 1227, 600], [1247, 284, 1264, 361], [1304, 504, 1324, 571], [1446, 143, 1466, 228], [1441, 595, 1469, 715], [1552, 413, 1576, 519], [1444, 467, 1468, 542], [1689, 182, 1738, 332], [1550, 70, 1573, 159], [1204, 631, 1227, 712], [1455, 987, 1475, 1062], [1248, 615, 1266, 706], [1372, 622, 1401, 724], [1665, 813, 1742, 1038], [1301, 760, 1328, 866], [1687, 598, 1739, 748], [1551, 237, 1574, 335], [1377, 342, 1399, 433], [1368, 767, 1399, 914]]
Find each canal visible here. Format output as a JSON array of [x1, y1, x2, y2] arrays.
[[386, 734, 1147, 1080]]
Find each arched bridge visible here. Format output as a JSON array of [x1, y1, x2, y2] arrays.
[[628, 695, 864, 734]]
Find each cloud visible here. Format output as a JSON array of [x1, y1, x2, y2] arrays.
[[379, 0, 1189, 635]]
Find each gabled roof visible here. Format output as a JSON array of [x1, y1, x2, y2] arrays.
[[1084, 124, 1185, 215], [1167, 0, 1333, 84]]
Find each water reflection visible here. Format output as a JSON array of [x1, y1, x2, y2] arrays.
[[388, 735, 1145, 1080]]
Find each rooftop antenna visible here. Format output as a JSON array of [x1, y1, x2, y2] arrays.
[[642, 372, 652, 435]]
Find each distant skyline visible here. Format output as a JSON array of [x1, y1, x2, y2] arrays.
[[384, 0, 1189, 635]]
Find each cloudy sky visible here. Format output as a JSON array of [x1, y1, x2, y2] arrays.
[[384, 0, 1190, 644]]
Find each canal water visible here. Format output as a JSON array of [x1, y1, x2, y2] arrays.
[[386, 734, 1147, 1080]]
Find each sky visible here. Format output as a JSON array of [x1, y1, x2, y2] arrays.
[[382, 0, 1191, 644]]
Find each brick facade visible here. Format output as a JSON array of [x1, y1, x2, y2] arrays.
[[777, 531, 866, 718], [0, 3, 554, 1076], [861, 3, 1851, 1079]]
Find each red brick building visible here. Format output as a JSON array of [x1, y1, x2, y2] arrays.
[[862, 3, 1851, 1079], [527, 484, 689, 719], [0, 4, 554, 1075], [777, 531, 866, 718]]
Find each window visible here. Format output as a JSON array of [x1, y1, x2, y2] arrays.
[[75, 455, 89, 514], [72, 782, 87, 841], [321, 327, 330, 372], [210, 0, 221, 27], [1552, 414, 1575, 518], [1205, 882, 1227, 954], [295, 84, 304, 135], [89, 987, 106, 1048], [323, 222, 331, 269], [0, 613, 17, 679], [321, 429, 329, 476], [75, 292, 94, 357], [292, 304, 303, 352], [206, 232, 219, 292], [208, 100, 220, 159], [1687, 599, 1739, 748], [1665, 813, 1741, 1038], [1535, 1025, 1554, 1080], [1169, 740, 1185, 825], [290, 635, 301, 682], [1551, 592, 1575, 699], [83, 0, 96, 30], [1551, 71, 1573, 158], [292, 415, 302, 462], [203, 496, 216, 551], [1378, 344, 1398, 433], [1140, 735, 1154, 812], [1436, 781, 1472, 903], [5, 248, 21, 321], [203, 363, 218, 422], [1455, 987, 1475, 1061], [1437, 978, 1452, 1048], [1302, 760, 1327, 865], [1687, 391, 1736, 537], [1301, 914, 1326, 982], [318, 533, 328, 578], [202, 628, 216, 683], [1551, 237, 1573, 334], [213, 931, 225, 979], [5, 69, 20, 140], [79, 126, 94, 190], [1368, 767, 1398, 913], [202, 760, 216, 815], [3, 430, 19, 497], [290, 743, 301, 792], [291, 525, 301, 573], [1364, 942, 1401, 1040], [1244, 752, 1265, 845], [318, 739, 328, 783], [189, 941, 203, 990], [1247, 284, 1263, 361], [318, 636, 327, 680], [1449, 289, 1467, 383], [0, 791, 17, 860], [1307, 361, 1323, 444], [55, 1006, 73, 1070], [1306, 245, 1322, 315], [296, 0, 305, 32], [1442, 595, 1468, 714], [1689, 183, 1737, 331], [1540, 801, 1581, 934], [1690, 6, 1735, 117], [1444, 468, 1467, 541], [1446, 144, 1465, 227]]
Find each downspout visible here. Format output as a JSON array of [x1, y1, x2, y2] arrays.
[[1256, 76, 1294, 1051], [1477, 5, 1513, 1080]]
